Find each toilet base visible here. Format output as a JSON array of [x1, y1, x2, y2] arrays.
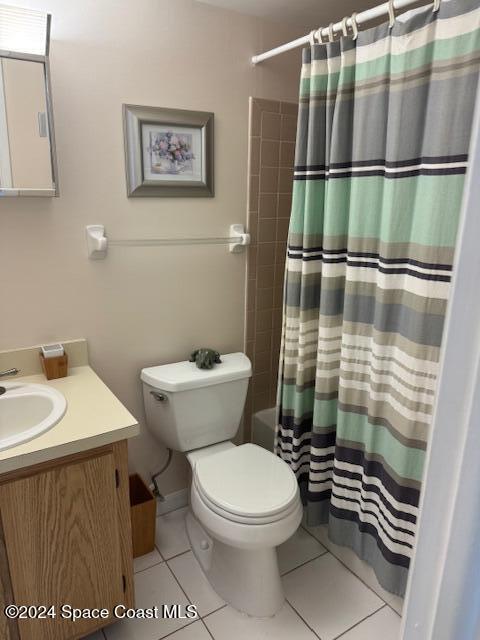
[[186, 509, 285, 617]]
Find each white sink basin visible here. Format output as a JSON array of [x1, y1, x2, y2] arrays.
[[0, 382, 67, 452]]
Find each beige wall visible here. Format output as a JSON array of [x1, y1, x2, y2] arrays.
[[0, 0, 303, 493]]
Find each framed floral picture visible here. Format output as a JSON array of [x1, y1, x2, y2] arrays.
[[123, 104, 214, 197]]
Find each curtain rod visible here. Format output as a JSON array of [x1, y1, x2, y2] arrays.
[[251, 0, 436, 64]]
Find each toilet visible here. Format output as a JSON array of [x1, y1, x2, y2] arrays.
[[141, 352, 302, 617]]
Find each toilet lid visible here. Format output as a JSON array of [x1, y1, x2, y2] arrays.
[[193, 443, 298, 519]]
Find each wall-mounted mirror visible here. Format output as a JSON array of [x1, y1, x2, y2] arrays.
[[0, 4, 58, 196]]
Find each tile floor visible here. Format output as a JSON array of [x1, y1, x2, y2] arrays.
[[90, 505, 402, 640]]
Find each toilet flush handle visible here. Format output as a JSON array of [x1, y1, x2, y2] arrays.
[[151, 391, 167, 402]]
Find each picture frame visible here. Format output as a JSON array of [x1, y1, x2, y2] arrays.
[[123, 104, 214, 197]]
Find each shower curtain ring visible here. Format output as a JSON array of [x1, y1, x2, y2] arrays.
[[308, 29, 316, 46], [315, 27, 325, 44], [388, 0, 396, 29], [328, 22, 335, 43], [341, 16, 349, 38], [433, 0, 441, 12], [350, 12, 359, 40]]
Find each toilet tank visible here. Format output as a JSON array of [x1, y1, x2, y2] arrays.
[[141, 353, 252, 452]]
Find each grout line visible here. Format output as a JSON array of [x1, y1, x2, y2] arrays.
[[164, 558, 199, 618], [134, 558, 165, 576], [156, 617, 198, 640], [200, 617, 216, 639], [285, 599, 322, 640], [333, 603, 387, 640], [163, 548, 191, 562], [300, 525, 392, 606], [280, 549, 328, 577], [154, 542, 166, 562], [201, 603, 227, 620], [387, 603, 403, 619]]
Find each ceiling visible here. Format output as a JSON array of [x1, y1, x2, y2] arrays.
[[195, 0, 381, 29]]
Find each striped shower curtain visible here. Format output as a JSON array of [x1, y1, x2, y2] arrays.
[[275, 0, 480, 596]]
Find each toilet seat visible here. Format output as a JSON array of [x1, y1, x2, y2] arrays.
[[193, 443, 299, 525]]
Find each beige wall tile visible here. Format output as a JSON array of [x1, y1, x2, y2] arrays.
[[249, 136, 260, 175], [278, 167, 294, 193], [273, 286, 284, 308], [248, 245, 257, 274], [260, 167, 279, 194], [269, 384, 277, 408], [257, 243, 276, 267], [248, 218, 259, 245], [272, 309, 283, 330], [255, 331, 272, 353], [246, 311, 255, 340], [280, 142, 295, 168], [246, 96, 298, 428], [276, 218, 290, 242], [274, 263, 286, 287], [281, 101, 299, 116], [249, 174, 259, 211], [261, 139, 280, 167], [255, 98, 281, 113], [272, 329, 282, 355], [275, 242, 287, 265], [258, 219, 276, 243], [253, 372, 271, 393], [257, 287, 274, 311], [246, 340, 254, 360], [253, 391, 271, 412], [255, 309, 273, 332], [247, 286, 256, 311], [281, 114, 298, 142], [259, 193, 277, 218], [257, 265, 275, 289], [254, 350, 272, 373], [261, 112, 281, 140], [277, 193, 292, 218]]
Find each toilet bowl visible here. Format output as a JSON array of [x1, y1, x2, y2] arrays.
[[186, 441, 302, 617], [140, 353, 302, 617]]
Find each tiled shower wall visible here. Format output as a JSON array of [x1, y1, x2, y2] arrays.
[[244, 97, 298, 441]]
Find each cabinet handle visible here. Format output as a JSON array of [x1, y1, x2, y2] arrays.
[[122, 574, 126, 593], [115, 469, 120, 488]]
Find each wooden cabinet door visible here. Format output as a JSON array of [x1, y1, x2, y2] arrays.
[[0, 449, 126, 640]]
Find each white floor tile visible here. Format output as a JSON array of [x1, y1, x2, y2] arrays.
[[204, 601, 318, 640], [134, 548, 163, 573], [302, 522, 329, 546], [104, 563, 197, 640], [304, 523, 404, 608], [337, 605, 401, 639], [168, 550, 225, 616], [155, 506, 190, 560], [387, 594, 404, 616], [277, 526, 326, 575], [283, 553, 383, 640], [166, 620, 212, 639]]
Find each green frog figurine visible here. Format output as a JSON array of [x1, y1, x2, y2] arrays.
[[189, 348, 222, 370]]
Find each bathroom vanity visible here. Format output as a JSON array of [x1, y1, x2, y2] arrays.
[[0, 344, 139, 639]]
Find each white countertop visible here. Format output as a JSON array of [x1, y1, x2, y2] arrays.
[[0, 365, 139, 474]]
